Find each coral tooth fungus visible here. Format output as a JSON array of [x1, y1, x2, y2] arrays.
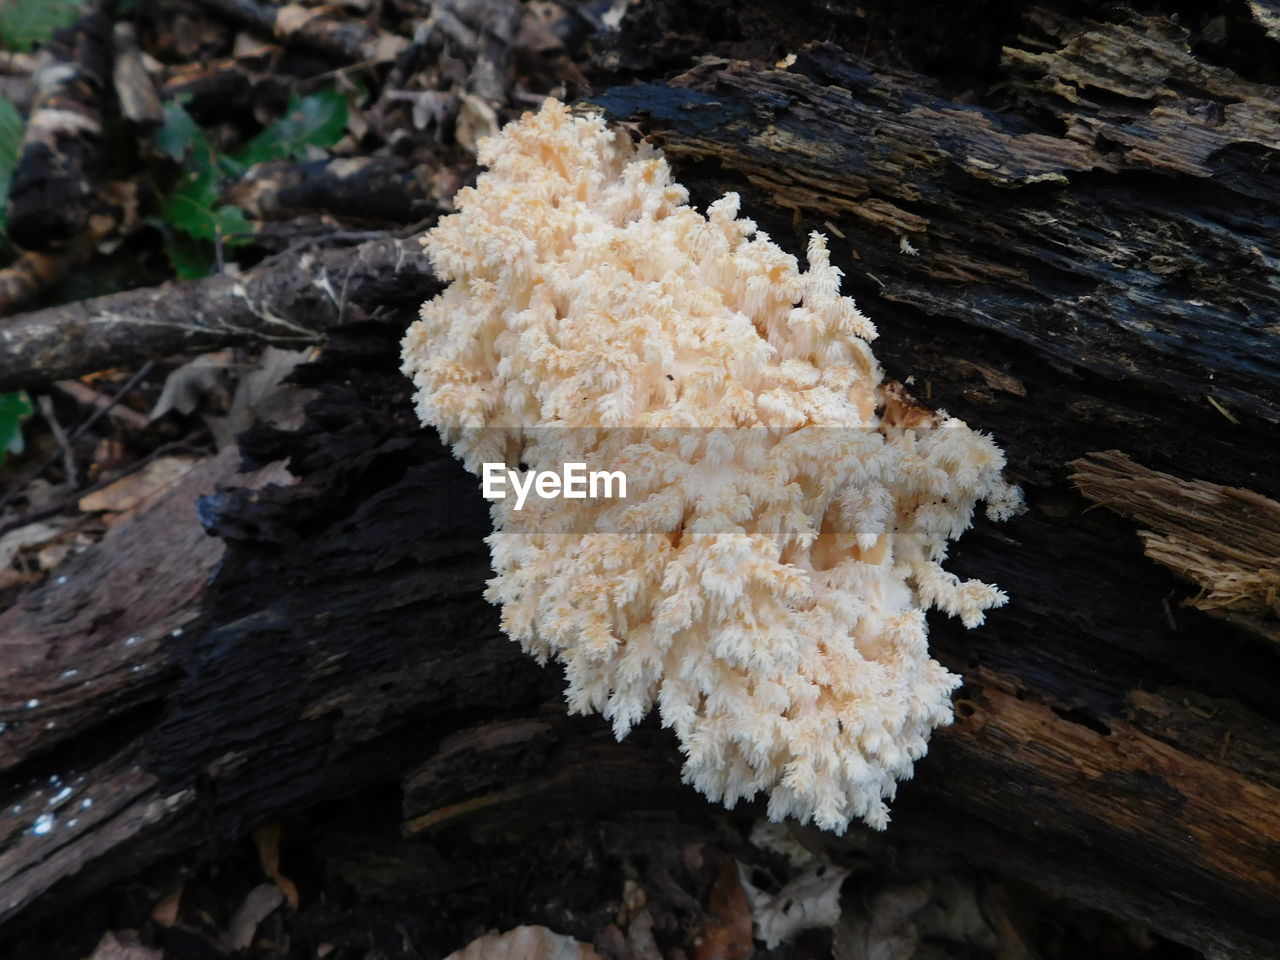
[[402, 99, 1019, 832]]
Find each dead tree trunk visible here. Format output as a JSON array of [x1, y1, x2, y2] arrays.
[[1, 5, 1278, 959]]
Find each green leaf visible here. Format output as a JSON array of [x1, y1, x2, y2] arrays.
[[0, 0, 84, 52], [154, 100, 206, 166], [156, 103, 252, 266], [0, 95, 23, 237], [0, 391, 33, 462], [0, 96, 21, 184], [155, 88, 347, 278], [237, 89, 347, 166], [163, 169, 251, 243], [163, 232, 216, 280]]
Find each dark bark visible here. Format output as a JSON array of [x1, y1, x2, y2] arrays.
[[4, 13, 113, 252], [190, 0, 406, 64], [0, 181, 137, 318], [225, 156, 436, 224], [156, 49, 277, 125]]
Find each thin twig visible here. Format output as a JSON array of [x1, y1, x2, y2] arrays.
[[54, 380, 151, 430], [65, 362, 157, 446], [214, 224, 227, 276], [0, 431, 212, 538], [336, 245, 365, 326], [0, 235, 436, 394], [295, 57, 388, 95], [254, 224, 426, 270], [0, 362, 156, 514], [38, 395, 78, 489]]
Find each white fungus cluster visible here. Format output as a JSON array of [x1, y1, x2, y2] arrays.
[[401, 99, 1020, 832]]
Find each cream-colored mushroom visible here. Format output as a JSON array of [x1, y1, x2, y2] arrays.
[[402, 99, 1019, 832]]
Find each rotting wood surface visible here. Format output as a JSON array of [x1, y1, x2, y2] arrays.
[[583, 18, 1278, 953]]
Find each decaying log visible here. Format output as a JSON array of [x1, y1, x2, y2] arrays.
[[0, 447, 289, 923], [111, 22, 164, 127], [3, 299, 1278, 957], [576, 20, 1279, 954], [0, 180, 138, 318], [4, 13, 113, 253], [191, 0, 408, 64], [2, 5, 1279, 960], [604, 47, 1278, 420], [157, 48, 278, 124], [225, 156, 436, 224], [1072, 451, 1280, 644], [0, 235, 434, 392]]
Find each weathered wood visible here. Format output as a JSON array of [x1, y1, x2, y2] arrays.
[[0, 448, 289, 772], [3, 313, 1276, 958], [578, 23, 1277, 955], [225, 156, 436, 225], [1072, 450, 1280, 644], [4, 12, 113, 253], [0, 236, 433, 393]]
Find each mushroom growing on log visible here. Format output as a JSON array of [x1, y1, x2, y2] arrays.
[[0, 4, 1278, 959]]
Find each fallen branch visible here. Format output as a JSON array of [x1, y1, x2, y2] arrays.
[[0, 181, 138, 318], [225, 156, 436, 224], [5, 12, 113, 252], [157, 48, 278, 123], [0, 235, 436, 394], [191, 0, 408, 63]]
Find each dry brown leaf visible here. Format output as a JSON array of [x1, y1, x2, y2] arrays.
[[455, 92, 501, 154], [85, 930, 163, 960], [518, 3, 567, 53], [0, 520, 69, 589], [372, 33, 410, 60], [206, 347, 316, 450], [0, 521, 63, 567], [621, 907, 661, 960], [149, 352, 234, 421], [78, 457, 201, 515], [150, 885, 183, 928], [695, 857, 753, 960], [738, 860, 849, 949], [18, 478, 62, 511], [274, 3, 326, 37], [225, 883, 285, 952], [254, 821, 301, 909], [443, 925, 603, 960], [35, 537, 73, 572]]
